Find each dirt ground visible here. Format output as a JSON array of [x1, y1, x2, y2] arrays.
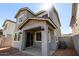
[[0, 47, 78, 56], [53, 48, 78, 56], [0, 47, 31, 56]]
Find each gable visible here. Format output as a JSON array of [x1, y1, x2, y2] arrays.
[[15, 7, 35, 18], [20, 19, 46, 30], [15, 10, 27, 18]]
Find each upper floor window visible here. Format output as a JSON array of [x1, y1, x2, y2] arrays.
[[42, 14, 48, 18], [4, 23, 8, 30], [18, 14, 27, 24], [14, 33, 17, 41], [19, 17, 23, 23]]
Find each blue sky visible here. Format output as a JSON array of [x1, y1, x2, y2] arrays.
[[0, 3, 72, 34]]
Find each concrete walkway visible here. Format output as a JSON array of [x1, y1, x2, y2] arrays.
[[52, 48, 78, 56]]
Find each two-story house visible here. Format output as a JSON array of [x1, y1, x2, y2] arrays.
[[12, 7, 61, 56], [0, 29, 3, 37], [2, 20, 16, 39]]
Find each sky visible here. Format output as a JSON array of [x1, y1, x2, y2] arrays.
[[0, 3, 72, 34]]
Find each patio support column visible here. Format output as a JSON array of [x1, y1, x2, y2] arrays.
[[41, 24, 49, 56], [50, 30, 57, 50], [21, 31, 26, 50]]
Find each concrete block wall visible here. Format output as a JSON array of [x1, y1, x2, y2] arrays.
[[0, 37, 12, 47], [72, 34, 79, 54], [59, 37, 74, 48]]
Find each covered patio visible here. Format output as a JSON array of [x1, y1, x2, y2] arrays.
[[22, 46, 41, 56], [19, 19, 57, 56], [21, 24, 50, 56]]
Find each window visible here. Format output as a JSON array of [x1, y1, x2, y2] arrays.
[[18, 32, 22, 41], [7, 34, 12, 37], [4, 24, 8, 30], [14, 33, 17, 41], [18, 14, 27, 24], [19, 17, 22, 23], [36, 32, 41, 41], [76, 24, 77, 26], [42, 14, 48, 18], [14, 32, 22, 41]]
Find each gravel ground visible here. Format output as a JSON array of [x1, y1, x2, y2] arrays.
[[0, 47, 31, 56]]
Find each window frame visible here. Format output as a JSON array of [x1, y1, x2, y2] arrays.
[[17, 14, 27, 24], [35, 31, 41, 42], [14, 33, 17, 41]]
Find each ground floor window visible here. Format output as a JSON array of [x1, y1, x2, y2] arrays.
[[14, 32, 22, 41], [14, 33, 17, 41], [18, 32, 22, 41], [36, 32, 41, 41]]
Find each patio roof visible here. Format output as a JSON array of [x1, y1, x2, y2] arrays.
[[18, 17, 57, 30]]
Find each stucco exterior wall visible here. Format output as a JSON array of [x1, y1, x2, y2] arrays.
[[12, 30, 23, 50], [49, 30, 57, 51], [72, 34, 79, 54], [12, 41, 22, 50], [49, 9, 61, 37]]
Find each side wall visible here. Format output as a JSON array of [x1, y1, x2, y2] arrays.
[[72, 34, 79, 54], [59, 36, 74, 48]]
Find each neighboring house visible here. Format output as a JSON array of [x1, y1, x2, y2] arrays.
[[0, 29, 3, 37], [0, 29, 3, 45], [70, 3, 79, 55], [12, 7, 61, 56], [2, 20, 16, 39], [70, 3, 79, 35], [62, 33, 73, 37]]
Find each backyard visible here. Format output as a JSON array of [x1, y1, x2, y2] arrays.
[[0, 47, 78, 56]]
